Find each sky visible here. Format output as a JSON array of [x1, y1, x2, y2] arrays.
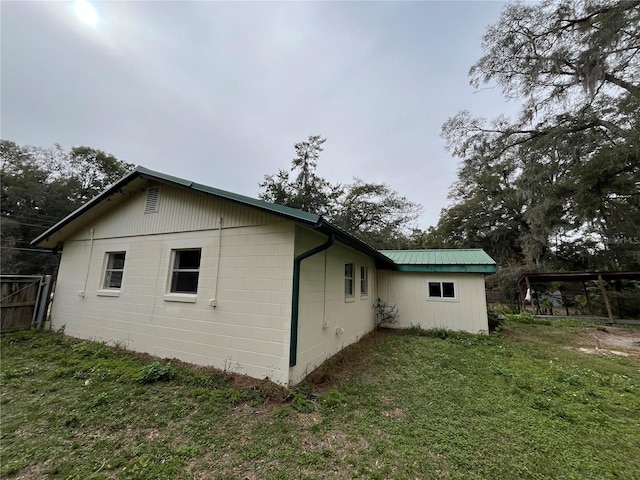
[[1, 0, 518, 230]]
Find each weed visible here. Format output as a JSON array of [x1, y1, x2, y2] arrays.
[[135, 362, 175, 384], [291, 391, 315, 413]]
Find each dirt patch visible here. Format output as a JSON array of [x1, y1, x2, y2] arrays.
[[575, 326, 640, 357], [302, 329, 393, 392]]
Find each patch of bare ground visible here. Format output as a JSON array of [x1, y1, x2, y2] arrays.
[[302, 329, 393, 391], [573, 326, 640, 357]]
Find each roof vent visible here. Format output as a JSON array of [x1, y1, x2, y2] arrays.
[[144, 186, 160, 214]]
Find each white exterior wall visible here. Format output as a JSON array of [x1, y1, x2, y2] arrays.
[[377, 271, 489, 333], [51, 183, 295, 384], [289, 226, 377, 385]]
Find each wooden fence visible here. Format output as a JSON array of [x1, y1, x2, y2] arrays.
[[0, 275, 53, 332]]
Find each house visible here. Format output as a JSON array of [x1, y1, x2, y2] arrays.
[[33, 167, 496, 386], [378, 249, 497, 332]]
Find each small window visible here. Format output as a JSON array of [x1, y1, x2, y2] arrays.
[[360, 266, 368, 296], [344, 262, 354, 297], [170, 249, 201, 294], [103, 252, 126, 289], [428, 281, 456, 299]]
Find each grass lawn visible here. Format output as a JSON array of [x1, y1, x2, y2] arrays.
[[1, 317, 639, 479]]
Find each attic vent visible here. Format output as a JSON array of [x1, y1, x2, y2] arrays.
[[144, 187, 160, 214]]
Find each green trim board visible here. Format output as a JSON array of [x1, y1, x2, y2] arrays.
[[394, 265, 497, 273], [31, 166, 395, 268]]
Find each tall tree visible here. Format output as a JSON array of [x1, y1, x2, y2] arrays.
[[332, 178, 421, 249], [260, 136, 422, 249], [439, 0, 640, 270], [1, 140, 134, 274], [260, 136, 339, 217]]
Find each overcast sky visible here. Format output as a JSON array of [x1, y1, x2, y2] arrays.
[[1, 0, 517, 229]]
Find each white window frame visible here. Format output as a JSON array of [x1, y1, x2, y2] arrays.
[[360, 266, 369, 297], [427, 281, 457, 301], [98, 251, 126, 296], [165, 248, 201, 301], [344, 262, 354, 300]]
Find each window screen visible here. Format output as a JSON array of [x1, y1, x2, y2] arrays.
[[103, 252, 126, 289], [170, 249, 201, 294], [345, 262, 354, 297]]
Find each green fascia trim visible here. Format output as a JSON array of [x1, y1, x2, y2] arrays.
[[32, 166, 396, 269], [394, 265, 497, 273]]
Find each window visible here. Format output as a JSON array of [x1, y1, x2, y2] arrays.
[[428, 281, 455, 299], [170, 249, 201, 294], [344, 262, 354, 297], [360, 266, 368, 296], [103, 252, 126, 289]]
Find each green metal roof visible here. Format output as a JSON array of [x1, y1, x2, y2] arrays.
[[31, 166, 395, 268], [380, 249, 497, 273], [32, 167, 496, 273]]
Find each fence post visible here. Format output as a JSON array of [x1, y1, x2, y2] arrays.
[[34, 275, 52, 329]]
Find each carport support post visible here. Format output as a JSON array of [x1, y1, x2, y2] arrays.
[[597, 274, 615, 324]]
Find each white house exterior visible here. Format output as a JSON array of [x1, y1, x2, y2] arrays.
[[33, 167, 496, 386], [378, 250, 496, 333]]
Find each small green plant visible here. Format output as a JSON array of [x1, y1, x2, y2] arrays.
[[135, 362, 175, 384], [373, 298, 399, 328], [320, 388, 345, 412], [290, 391, 315, 413], [540, 298, 554, 315], [575, 295, 589, 315], [487, 309, 503, 332]]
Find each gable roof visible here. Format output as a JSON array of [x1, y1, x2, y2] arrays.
[[32, 167, 497, 273], [381, 249, 497, 273], [31, 166, 396, 268]]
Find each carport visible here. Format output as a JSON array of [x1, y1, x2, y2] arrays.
[[518, 271, 640, 323]]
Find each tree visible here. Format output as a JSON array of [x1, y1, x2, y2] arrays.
[[439, 0, 640, 270], [1, 140, 134, 274], [332, 178, 421, 249], [260, 136, 340, 217], [260, 136, 422, 249]]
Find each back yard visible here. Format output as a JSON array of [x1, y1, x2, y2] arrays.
[[1, 316, 639, 479]]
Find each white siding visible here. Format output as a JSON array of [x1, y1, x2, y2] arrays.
[[65, 183, 277, 241], [289, 226, 377, 385], [377, 271, 489, 333], [51, 188, 295, 385]]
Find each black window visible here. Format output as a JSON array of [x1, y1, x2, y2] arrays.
[[345, 262, 354, 297], [103, 252, 126, 289], [428, 281, 455, 299], [360, 266, 368, 296], [428, 282, 441, 297], [170, 249, 201, 294]]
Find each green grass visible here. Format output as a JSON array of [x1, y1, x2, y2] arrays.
[[2, 320, 639, 479]]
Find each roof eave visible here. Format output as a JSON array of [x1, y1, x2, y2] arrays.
[[31, 168, 142, 248]]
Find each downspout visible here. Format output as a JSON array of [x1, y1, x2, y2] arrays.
[[289, 232, 335, 367], [212, 217, 223, 307], [80, 229, 95, 297]]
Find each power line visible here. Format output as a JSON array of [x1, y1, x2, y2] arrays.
[[0, 247, 53, 253]]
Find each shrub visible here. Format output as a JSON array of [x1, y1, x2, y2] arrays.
[[488, 309, 503, 333], [135, 362, 175, 384]]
